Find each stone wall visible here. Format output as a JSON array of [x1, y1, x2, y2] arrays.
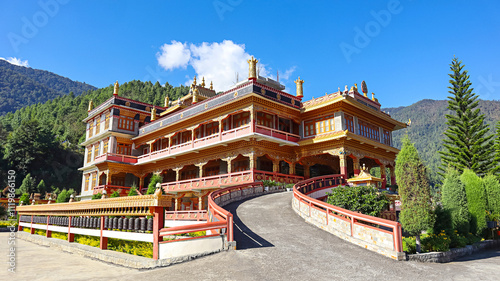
[[408, 239, 500, 263]]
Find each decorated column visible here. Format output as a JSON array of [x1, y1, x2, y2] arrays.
[[339, 154, 348, 179], [380, 164, 387, 189], [353, 157, 360, 176]]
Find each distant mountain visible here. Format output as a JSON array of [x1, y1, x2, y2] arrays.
[[383, 99, 500, 186], [0, 60, 96, 115]]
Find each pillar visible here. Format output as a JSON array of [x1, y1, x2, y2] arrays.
[[249, 153, 257, 170], [139, 176, 145, 190], [109, 136, 116, 154], [339, 154, 347, 179], [303, 164, 310, 179], [272, 160, 279, 173], [46, 216, 51, 238], [67, 216, 74, 242], [195, 162, 206, 178], [151, 206, 164, 260], [289, 162, 296, 175], [174, 167, 182, 181], [380, 164, 387, 189], [353, 157, 360, 176], [99, 216, 108, 250], [390, 166, 396, 186]]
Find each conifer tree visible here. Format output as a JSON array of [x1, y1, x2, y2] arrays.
[[18, 173, 36, 195], [440, 58, 494, 176], [441, 167, 469, 235], [461, 169, 488, 236], [494, 121, 500, 174], [483, 174, 500, 215], [396, 135, 434, 253], [146, 174, 163, 195]]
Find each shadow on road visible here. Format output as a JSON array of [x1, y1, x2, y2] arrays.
[[224, 198, 275, 250]]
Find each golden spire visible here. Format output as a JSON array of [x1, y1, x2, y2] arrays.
[[192, 76, 197, 87], [113, 81, 119, 96], [247, 56, 258, 79], [88, 100, 94, 111], [210, 81, 213, 90], [164, 95, 169, 108], [294, 76, 304, 98], [201, 77, 206, 87], [371, 92, 375, 101], [361, 80, 368, 95], [151, 106, 157, 121], [192, 88, 199, 103], [354, 83, 358, 92]]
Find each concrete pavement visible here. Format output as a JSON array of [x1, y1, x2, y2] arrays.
[[3, 192, 499, 280]]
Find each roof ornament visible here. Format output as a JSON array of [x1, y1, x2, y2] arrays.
[[247, 56, 258, 79], [113, 81, 119, 96], [192, 88, 199, 104], [345, 85, 348, 93], [201, 77, 206, 87], [191, 76, 197, 88], [88, 100, 94, 111], [361, 80, 368, 95], [294, 76, 304, 98], [210, 81, 213, 90], [371, 92, 376, 101], [164, 95, 169, 108], [151, 106, 157, 121]]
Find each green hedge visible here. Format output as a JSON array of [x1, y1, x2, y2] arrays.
[[461, 169, 488, 236]]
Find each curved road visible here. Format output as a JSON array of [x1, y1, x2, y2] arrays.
[[5, 192, 500, 280]]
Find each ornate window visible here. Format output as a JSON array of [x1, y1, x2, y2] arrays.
[[84, 174, 90, 191], [359, 120, 380, 142], [117, 143, 131, 155], [94, 143, 100, 160], [104, 111, 110, 129], [304, 115, 334, 137], [205, 166, 220, 177], [257, 112, 273, 128], [87, 147, 92, 163], [88, 121, 94, 138], [95, 116, 101, 134], [233, 112, 249, 128], [103, 139, 109, 154], [345, 114, 354, 132], [382, 129, 391, 146], [118, 116, 134, 131], [91, 172, 97, 188]]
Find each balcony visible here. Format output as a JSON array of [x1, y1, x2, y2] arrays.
[[92, 184, 139, 195], [94, 153, 138, 164], [161, 169, 304, 193], [137, 124, 299, 165]]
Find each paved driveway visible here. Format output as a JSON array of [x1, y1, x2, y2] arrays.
[[2, 192, 499, 280]]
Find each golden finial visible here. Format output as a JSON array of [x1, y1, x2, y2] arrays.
[[354, 83, 358, 92], [371, 92, 375, 101], [294, 76, 304, 98], [151, 106, 157, 121], [88, 100, 94, 111], [201, 77, 206, 87], [164, 95, 169, 108], [210, 81, 213, 90], [247, 56, 258, 79], [192, 88, 199, 103], [192, 76, 197, 87], [113, 81, 119, 96]]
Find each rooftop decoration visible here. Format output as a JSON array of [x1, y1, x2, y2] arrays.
[[294, 76, 304, 98], [247, 56, 258, 79], [113, 81, 119, 96], [347, 164, 383, 187]]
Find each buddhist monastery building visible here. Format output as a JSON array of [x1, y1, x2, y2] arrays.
[[78, 56, 407, 211]]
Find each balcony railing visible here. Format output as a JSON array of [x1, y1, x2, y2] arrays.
[[92, 185, 141, 196], [94, 153, 138, 164], [165, 210, 208, 221], [137, 124, 298, 164], [161, 169, 304, 193]]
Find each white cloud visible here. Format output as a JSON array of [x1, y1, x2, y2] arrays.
[[281, 66, 297, 80], [156, 40, 272, 91], [0, 57, 29, 67], [156, 41, 191, 71]]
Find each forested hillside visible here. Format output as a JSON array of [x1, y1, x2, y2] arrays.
[[384, 99, 500, 186], [0, 60, 96, 115], [0, 80, 190, 193]]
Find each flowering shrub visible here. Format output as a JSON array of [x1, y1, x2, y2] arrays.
[[421, 230, 451, 252]]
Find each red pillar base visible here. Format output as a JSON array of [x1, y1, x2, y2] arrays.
[[68, 233, 74, 242], [46, 230, 52, 238], [100, 237, 108, 250], [30, 228, 35, 234]]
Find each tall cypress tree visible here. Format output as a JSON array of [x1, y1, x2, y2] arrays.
[[494, 121, 500, 174], [441, 167, 469, 235], [396, 135, 434, 253], [439, 58, 494, 176]]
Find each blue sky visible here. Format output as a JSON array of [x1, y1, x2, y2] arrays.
[[1, 0, 499, 108]]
